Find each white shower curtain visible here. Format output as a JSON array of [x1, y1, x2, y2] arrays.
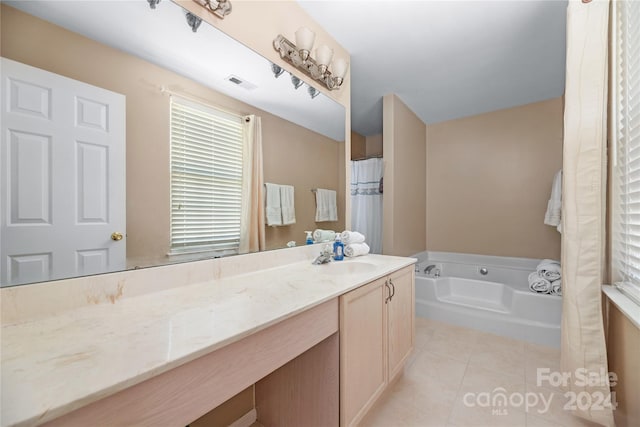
[[561, 1, 614, 426], [351, 158, 383, 254]]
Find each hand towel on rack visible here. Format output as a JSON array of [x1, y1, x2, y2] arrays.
[[544, 170, 562, 233], [280, 185, 296, 225], [341, 230, 365, 244], [345, 242, 370, 257], [528, 272, 552, 294], [265, 183, 282, 226], [315, 189, 338, 222], [313, 229, 336, 243]]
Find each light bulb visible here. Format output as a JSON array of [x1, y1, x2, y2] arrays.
[[331, 58, 349, 79], [315, 45, 333, 66], [295, 27, 315, 52]]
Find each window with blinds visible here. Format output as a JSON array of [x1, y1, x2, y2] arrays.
[[170, 97, 244, 254], [612, 0, 640, 305]]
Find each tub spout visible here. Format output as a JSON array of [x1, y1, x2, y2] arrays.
[[424, 264, 441, 277]]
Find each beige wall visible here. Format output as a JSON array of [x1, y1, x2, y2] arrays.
[[426, 97, 563, 260], [1, 4, 344, 263], [606, 303, 640, 427], [351, 132, 382, 160], [366, 134, 383, 158], [351, 131, 366, 160], [382, 94, 427, 256]]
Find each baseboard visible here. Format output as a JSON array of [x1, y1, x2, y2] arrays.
[[229, 408, 257, 427]]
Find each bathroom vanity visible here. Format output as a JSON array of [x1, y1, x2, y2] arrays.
[[0, 249, 415, 427]]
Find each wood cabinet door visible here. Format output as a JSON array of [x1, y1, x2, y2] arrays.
[[387, 267, 415, 381], [339, 277, 388, 427]]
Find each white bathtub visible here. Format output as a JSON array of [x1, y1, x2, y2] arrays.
[[413, 251, 561, 348]]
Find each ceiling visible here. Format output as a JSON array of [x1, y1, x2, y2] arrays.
[[5, 0, 345, 141], [299, 0, 568, 136]]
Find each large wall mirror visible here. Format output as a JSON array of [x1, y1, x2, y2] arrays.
[[0, 0, 346, 287]]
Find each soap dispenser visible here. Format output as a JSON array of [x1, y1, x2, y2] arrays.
[[333, 235, 344, 261], [305, 231, 314, 245]]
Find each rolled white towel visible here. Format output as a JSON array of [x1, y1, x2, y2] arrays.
[[313, 229, 336, 243], [536, 259, 561, 281], [344, 242, 370, 257], [340, 230, 365, 245], [528, 272, 552, 294], [550, 279, 562, 296]]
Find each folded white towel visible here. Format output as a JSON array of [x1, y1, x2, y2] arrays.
[[265, 183, 282, 226], [315, 189, 338, 222], [313, 229, 336, 243], [537, 259, 561, 281], [550, 279, 562, 296], [528, 272, 552, 294], [345, 242, 370, 257], [280, 185, 296, 225], [544, 170, 562, 233], [341, 230, 365, 244]]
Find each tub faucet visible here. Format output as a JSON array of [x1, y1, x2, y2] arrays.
[[424, 264, 441, 277], [424, 264, 437, 275]]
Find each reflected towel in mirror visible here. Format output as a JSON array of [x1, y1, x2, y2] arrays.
[[315, 188, 338, 222], [313, 229, 336, 242], [280, 185, 296, 225], [265, 183, 282, 226]]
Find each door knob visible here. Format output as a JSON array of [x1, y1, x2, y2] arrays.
[[111, 232, 124, 241]]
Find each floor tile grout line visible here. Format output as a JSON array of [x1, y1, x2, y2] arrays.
[[444, 333, 477, 427]]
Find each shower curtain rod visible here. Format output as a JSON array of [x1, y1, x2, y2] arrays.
[[352, 154, 383, 161]]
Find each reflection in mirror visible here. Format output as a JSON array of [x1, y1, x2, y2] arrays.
[[0, 0, 346, 287]]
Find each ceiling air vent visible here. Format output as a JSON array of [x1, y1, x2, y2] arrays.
[[225, 75, 257, 90]]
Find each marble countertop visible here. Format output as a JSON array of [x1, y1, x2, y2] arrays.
[[1, 254, 415, 427]]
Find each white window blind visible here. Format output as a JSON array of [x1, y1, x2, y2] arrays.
[[170, 97, 244, 254], [612, 0, 640, 305]]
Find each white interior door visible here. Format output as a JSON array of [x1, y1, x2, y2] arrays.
[[1, 58, 126, 286]]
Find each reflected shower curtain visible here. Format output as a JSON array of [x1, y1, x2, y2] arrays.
[[561, 1, 613, 426], [239, 115, 265, 254], [351, 158, 383, 254]]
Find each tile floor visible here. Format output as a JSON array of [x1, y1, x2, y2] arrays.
[[360, 317, 600, 427]]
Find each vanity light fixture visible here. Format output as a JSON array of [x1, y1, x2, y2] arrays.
[[197, 0, 232, 19], [308, 86, 320, 99], [273, 27, 349, 91], [291, 74, 304, 90], [271, 63, 285, 78], [149, 0, 231, 19], [185, 12, 203, 32]]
